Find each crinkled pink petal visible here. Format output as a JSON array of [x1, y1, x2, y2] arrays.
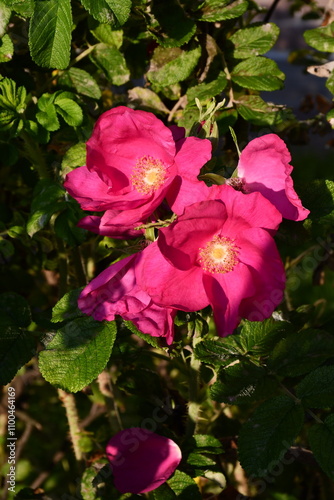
[[207, 185, 282, 234], [237, 134, 309, 221], [106, 428, 182, 494], [125, 304, 176, 345], [78, 252, 175, 342], [78, 214, 144, 238], [78, 254, 150, 320], [87, 106, 176, 189], [136, 242, 209, 311], [203, 263, 255, 336], [166, 136, 212, 214], [64, 166, 114, 211]]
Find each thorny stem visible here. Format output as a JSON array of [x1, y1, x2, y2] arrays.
[[57, 389, 83, 462], [71, 246, 87, 287]]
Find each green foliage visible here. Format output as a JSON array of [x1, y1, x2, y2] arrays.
[[2, 0, 334, 496], [304, 23, 334, 52], [90, 43, 130, 85], [197, 0, 249, 22], [147, 46, 202, 86], [296, 365, 334, 408], [58, 68, 102, 99], [39, 317, 117, 392], [80, 0, 131, 27], [230, 23, 280, 59], [231, 56, 285, 91], [238, 396, 304, 477], [27, 179, 66, 236], [151, 0, 196, 48], [29, 0, 72, 69], [308, 414, 334, 480]]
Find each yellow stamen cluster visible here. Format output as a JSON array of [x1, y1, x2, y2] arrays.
[[131, 155, 167, 194], [199, 235, 239, 274]]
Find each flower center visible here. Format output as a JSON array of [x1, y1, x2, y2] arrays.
[[199, 235, 239, 274], [131, 155, 167, 194], [226, 177, 246, 192]]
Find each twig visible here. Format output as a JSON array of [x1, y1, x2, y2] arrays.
[[168, 95, 188, 122], [264, 0, 282, 23]]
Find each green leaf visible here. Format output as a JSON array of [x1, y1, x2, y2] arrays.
[[210, 360, 277, 405], [0, 327, 36, 385], [197, 0, 248, 22], [61, 142, 86, 174], [147, 45, 201, 87], [0, 34, 13, 63], [0, 292, 31, 328], [54, 207, 86, 246], [238, 396, 304, 477], [239, 319, 295, 356], [298, 179, 334, 225], [59, 68, 101, 99], [0, 2, 11, 37], [10, 0, 34, 17], [296, 365, 334, 408], [326, 72, 334, 95], [90, 43, 130, 85], [81, 467, 97, 500], [151, 0, 196, 48], [189, 434, 223, 453], [0, 237, 14, 259], [308, 414, 334, 480], [54, 97, 83, 127], [90, 23, 123, 47], [230, 23, 280, 59], [52, 288, 84, 323], [39, 317, 117, 392], [153, 483, 177, 500], [194, 336, 242, 367], [167, 470, 201, 499], [186, 73, 227, 103], [29, 0, 72, 69], [36, 94, 60, 131], [267, 329, 334, 377], [236, 95, 294, 126], [231, 56, 285, 91], [187, 452, 216, 467], [304, 23, 334, 52], [128, 87, 169, 114], [27, 179, 66, 236], [80, 0, 131, 27]]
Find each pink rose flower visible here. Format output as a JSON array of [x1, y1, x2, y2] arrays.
[[232, 134, 310, 221], [136, 186, 286, 336], [64, 106, 211, 236], [106, 428, 182, 494], [78, 253, 176, 344]]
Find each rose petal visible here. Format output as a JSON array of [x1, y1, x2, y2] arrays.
[[106, 428, 182, 494]]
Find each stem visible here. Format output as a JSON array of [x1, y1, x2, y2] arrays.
[[58, 389, 83, 461], [20, 131, 49, 179], [69, 44, 96, 67], [56, 237, 68, 297], [185, 328, 203, 437], [263, 0, 282, 23], [71, 246, 87, 287]]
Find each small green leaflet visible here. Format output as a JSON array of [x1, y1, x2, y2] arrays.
[[308, 414, 334, 480]]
